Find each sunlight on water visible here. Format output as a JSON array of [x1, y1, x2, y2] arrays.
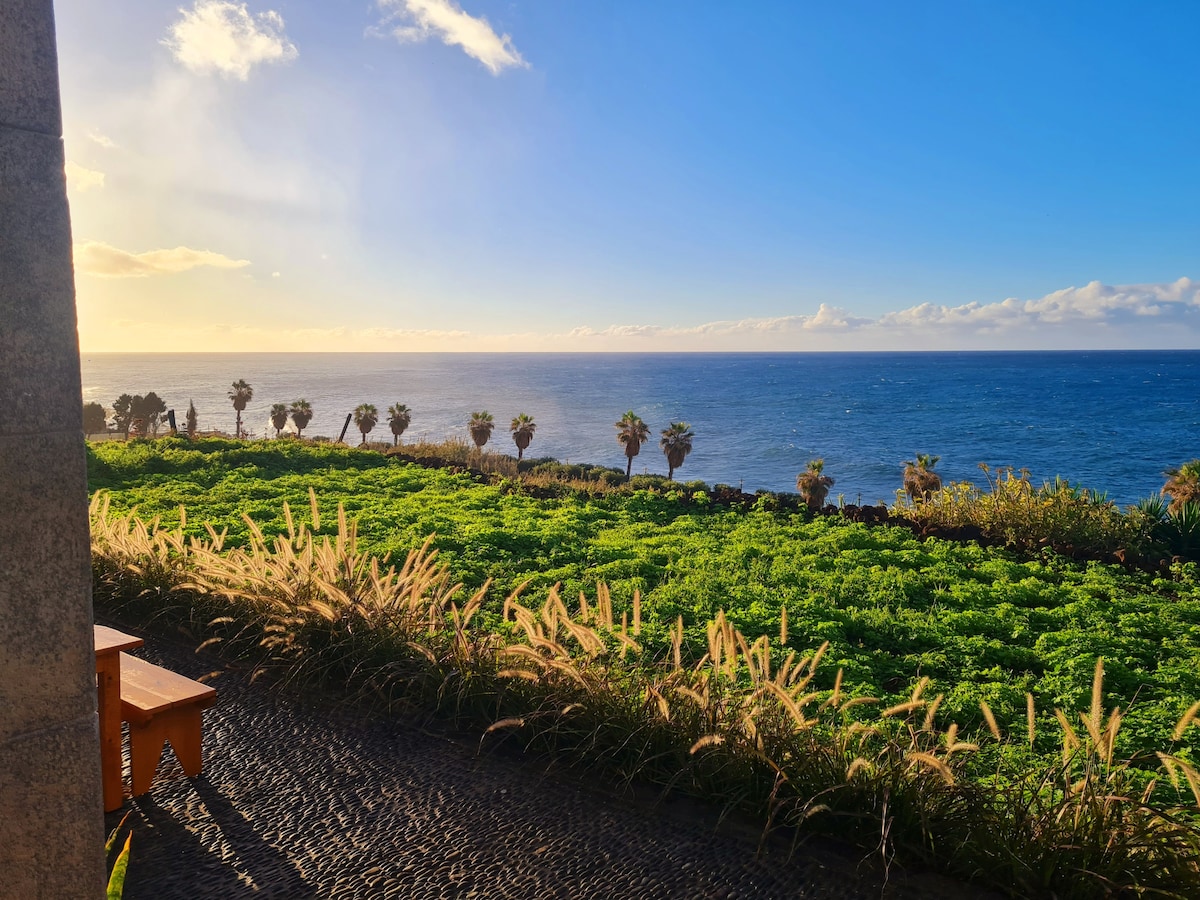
[[81, 351, 1200, 506]]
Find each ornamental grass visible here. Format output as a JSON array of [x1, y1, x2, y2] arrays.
[[893, 464, 1153, 561], [90, 493, 1200, 898]]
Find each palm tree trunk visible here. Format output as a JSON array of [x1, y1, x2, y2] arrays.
[[626, 455, 633, 480], [668, 465, 675, 481], [236, 411, 242, 438]]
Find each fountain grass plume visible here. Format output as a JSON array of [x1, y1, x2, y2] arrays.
[[89, 493, 1200, 897]]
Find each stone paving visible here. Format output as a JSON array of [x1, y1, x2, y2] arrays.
[[104, 625, 991, 899]]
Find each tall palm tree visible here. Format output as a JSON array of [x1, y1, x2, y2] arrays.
[[1163, 460, 1200, 513], [468, 411, 494, 454], [354, 403, 379, 445], [903, 453, 942, 502], [660, 422, 695, 481], [797, 458, 835, 511], [387, 403, 412, 446], [229, 379, 253, 438], [510, 413, 536, 460], [289, 399, 313, 438], [270, 403, 290, 438], [615, 411, 651, 480]]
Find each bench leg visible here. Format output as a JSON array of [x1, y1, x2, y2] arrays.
[[168, 707, 204, 777], [128, 719, 169, 797], [128, 707, 205, 795]]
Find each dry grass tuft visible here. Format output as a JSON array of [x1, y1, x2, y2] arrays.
[[90, 494, 1200, 898]]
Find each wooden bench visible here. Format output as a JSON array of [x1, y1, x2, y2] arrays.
[[119, 652, 217, 796]]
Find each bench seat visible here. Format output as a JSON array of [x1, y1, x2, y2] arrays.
[[119, 652, 217, 796]]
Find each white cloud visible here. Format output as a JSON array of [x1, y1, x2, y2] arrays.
[[77, 278, 1200, 352], [564, 305, 872, 341], [562, 279, 1200, 348], [164, 1, 298, 80], [876, 278, 1200, 332], [75, 240, 251, 277], [374, 0, 527, 75], [86, 130, 117, 149], [271, 271, 281, 278], [65, 162, 106, 192]]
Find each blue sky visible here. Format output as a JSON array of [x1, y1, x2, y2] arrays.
[[56, 0, 1200, 351]]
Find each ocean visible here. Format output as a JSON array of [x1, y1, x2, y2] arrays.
[[80, 351, 1200, 507]]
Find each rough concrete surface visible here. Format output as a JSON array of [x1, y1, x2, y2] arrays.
[[0, 0, 62, 134], [0, 124, 81, 431]]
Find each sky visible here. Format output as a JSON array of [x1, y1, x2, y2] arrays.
[[56, 0, 1200, 352]]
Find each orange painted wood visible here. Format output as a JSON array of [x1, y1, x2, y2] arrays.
[[94, 625, 144, 812], [119, 653, 216, 797]]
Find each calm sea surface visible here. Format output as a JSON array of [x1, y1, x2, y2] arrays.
[[80, 351, 1200, 507]]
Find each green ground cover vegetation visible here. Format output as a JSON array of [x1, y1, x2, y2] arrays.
[[88, 437, 1200, 760], [87, 436, 1200, 896]]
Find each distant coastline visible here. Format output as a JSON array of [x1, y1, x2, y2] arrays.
[[81, 350, 1200, 506]]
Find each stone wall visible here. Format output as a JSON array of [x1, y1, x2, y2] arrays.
[[0, 0, 106, 896]]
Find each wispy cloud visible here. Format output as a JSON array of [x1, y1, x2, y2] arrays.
[[164, 1, 298, 80], [563, 280, 1200, 347], [65, 162, 106, 192], [374, 0, 527, 75], [565, 304, 873, 341], [875, 278, 1200, 331], [77, 279, 1200, 352], [75, 241, 251, 277], [86, 129, 117, 149]]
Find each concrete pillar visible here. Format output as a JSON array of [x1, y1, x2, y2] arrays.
[[0, 1, 106, 897]]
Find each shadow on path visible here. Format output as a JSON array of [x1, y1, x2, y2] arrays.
[[102, 622, 993, 900]]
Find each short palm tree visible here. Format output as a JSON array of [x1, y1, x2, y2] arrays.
[[797, 459, 835, 511], [270, 403, 289, 438], [510, 413, 536, 460], [289, 399, 313, 438], [660, 422, 695, 481], [615, 411, 651, 480], [387, 404, 412, 446], [903, 453, 942, 502], [1163, 460, 1200, 513], [229, 379, 253, 438], [185, 400, 198, 439], [468, 412, 494, 454], [354, 403, 379, 445]]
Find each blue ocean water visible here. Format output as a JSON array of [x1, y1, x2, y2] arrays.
[[80, 351, 1200, 506]]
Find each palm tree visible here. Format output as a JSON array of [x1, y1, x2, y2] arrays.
[[354, 403, 379, 445], [615, 411, 651, 480], [1163, 460, 1200, 513], [185, 400, 198, 439], [660, 422, 695, 481], [270, 403, 290, 438], [510, 413, 536, 461], [468, 411, 494, 455], [289, 399, 313, 438], [903, 453, 942, 502], [797, 459, 835, 511], [387, 404, 412, 446], [229, 379, 253, 438]]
